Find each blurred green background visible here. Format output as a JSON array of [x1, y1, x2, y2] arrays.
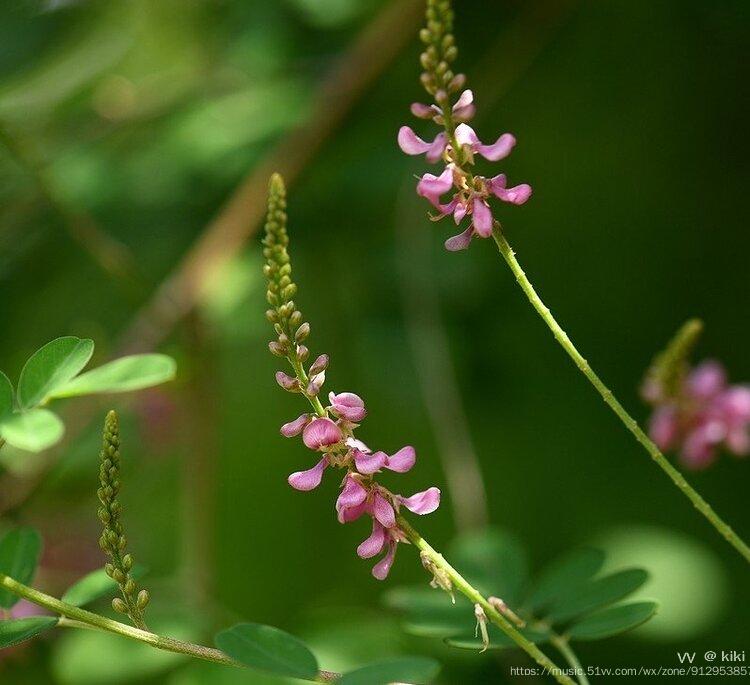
[[1, 0, 748, 682]]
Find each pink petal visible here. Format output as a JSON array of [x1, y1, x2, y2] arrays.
[[329, 391, 367, 422], [452, 90, 475, 122], [648, 405, 679, 451], [280, 414, 310, 437], [453, 199, 467, 224], [302, 417, 342, 450], [477, 132, 516, 161], [346, 436, 371, 453], [357, 520, 387, 558], [397, 127, 446, 163], [687, 361, 727, 400], [410, 102, 438, 119], [288, 457, 328, 491], [385, 446, 416, 473], [372, 541, 397, 580], [472, 198, 494, 238], [718, 386, 750, 423], [417, 166, 454, 207], [336, 477, 368, 523], [371, 492, 396, 528], [454, 123, 479, 148], [726, 425, 750, 456], [354, 449, 388, 474], [399, 487, 441, 515], [491, 175, 532, 205], [340, 499, 369, 523], [444, 226, 475, 252]]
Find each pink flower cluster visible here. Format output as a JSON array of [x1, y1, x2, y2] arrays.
[[398, 90, 532, 251], [281, 389, 440, 579], [643, 360, 750, 469]]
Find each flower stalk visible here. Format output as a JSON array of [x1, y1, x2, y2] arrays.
[[492, 227, 750, 564], [0, 572, 338, 683]]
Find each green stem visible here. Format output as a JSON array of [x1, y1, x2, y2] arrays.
[[550, 634, 589, 685], [0, 573, 338, 683], [397, 516, 576, 685], [491, 227, 750, 564]]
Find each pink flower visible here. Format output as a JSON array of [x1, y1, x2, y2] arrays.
[[410, 90, 476, 124], [398, 487, 441, 515], [328, 392, 367, 422], [288, 457, 329, 491], [356, 520, 401, 580], [280, 414, 310, 437], [454, 123, 516, 161], [336, 476, 368, 523], [302, 417, 342, 450], [417, 166, 455, 208], [490, 174, 532, 205], [398, 127, 447, 163], [644, 360, 750, 469], [352, 445, 416, 474]]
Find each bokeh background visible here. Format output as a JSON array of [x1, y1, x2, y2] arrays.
[[1, 0, 748, 682]]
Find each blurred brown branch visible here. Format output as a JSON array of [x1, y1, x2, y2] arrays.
[[0, 0, 423, 515]]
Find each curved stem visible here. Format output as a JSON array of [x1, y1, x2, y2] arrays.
[[491, 227, 750, 564], [397, 516, 577, 685], [0, 573, 338, 683], [550, 634, 589, 685]]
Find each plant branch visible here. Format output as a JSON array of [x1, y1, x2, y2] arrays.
[[550, 634, 589, 685], [396, 516, 576, 685], [491, 226, 750, 564], [0, 572, 339, 683]]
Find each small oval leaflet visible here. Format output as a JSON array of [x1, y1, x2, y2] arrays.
[[214, 623, 319, 680]]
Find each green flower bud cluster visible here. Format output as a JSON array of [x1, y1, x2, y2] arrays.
[[419, 0, 464, 103], [263, 173, 310, 367], [644, 318, 704, 400], [97, 410, 149, 630]]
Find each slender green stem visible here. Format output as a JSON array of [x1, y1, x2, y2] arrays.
[[397, 516, 576, 685], [550, 634, 589, 685], [491, 227, 750, 564], [0, 573, 338, 683]]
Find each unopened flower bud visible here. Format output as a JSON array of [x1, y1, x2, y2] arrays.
[[112, 598, 128, 614], [269, 341, 286, 356], [124, 579, 136, 595], [306, 371, 325, 396], [296, 345, 309, 361], [275, 371, 301, 392], [137, 590, 150, 610], [121, 554, 133, 571], [309, 354, 329, 376], [295, 322, 310, 342]]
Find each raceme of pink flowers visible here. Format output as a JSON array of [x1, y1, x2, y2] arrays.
[[643, 360, 750, 470], [398, 90, 532, 251], [281, 386, 440, 579]]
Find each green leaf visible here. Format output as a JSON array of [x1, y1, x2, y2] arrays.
[[547, 569, 649, 624], [383, 586, 473, 638], [569, 602, 659, 640], [52, 354, 176, 398], [448, 529, 528, 603], [0, 372, 13, 420], [214, 623, 318, 680], [17, 337, 94, 409], [445, 626, 551, 651], [527, 548, 606, 613], [0, 528, 43, 609], [0, 408, 65, 452], [0, 617, 58, 649], [338, 657, 441, 685], [62, 565, 147, 608]]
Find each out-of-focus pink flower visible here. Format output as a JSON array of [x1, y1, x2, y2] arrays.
[[328, 392, 367, 422], [644, 360, 750, 469], [302, 418, 342, 450]]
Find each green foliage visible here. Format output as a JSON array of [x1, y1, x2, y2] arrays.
[[0, 371, 13, 420], [0, 617, 58, 649], [0, 527, 43, 609], [337, 657, 441, 685], [385, 529, 657, 651], [214, 623, 319, 680], [0, 338, 176, 453], [17, 337, 94, 409], [52, 354, 176, 398], [0, 408, 64, 452], [61, 565, 147, 608]]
